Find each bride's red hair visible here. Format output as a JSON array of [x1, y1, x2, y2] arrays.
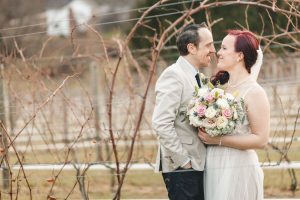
[[211, 30, 259, 85], [227, 30, 259, 73]]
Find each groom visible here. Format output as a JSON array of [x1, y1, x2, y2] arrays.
[[152, 23, 215, 200]]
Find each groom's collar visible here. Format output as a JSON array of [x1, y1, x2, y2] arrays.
[[177, 56, 199, 76], [176, 56, 203, 87]]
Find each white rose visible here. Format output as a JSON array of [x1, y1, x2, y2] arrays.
[[210, 88, 224, 98], [189, 114, 201, 127], [216, 116, 228, 129], [225, 93, 235, 100], [197, 88, 210, 97], [205, 106, 217, 119], [216, 98, 229, 109]]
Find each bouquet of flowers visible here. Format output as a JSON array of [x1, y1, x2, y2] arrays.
[[185, 78, 245, 137]]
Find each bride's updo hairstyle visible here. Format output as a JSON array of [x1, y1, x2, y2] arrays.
[[211, 30, 259, 85]]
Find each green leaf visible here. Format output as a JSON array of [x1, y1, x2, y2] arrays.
[[194, 85, 199, 95], [179, 110, 188, 122], [215, 91, 219, 98], [208, 82, 214, 89]]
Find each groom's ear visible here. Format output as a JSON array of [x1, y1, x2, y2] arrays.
[[187, 43, 197, 55]]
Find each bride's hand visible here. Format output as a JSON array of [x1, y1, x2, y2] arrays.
[[198, 128, 220, 145]]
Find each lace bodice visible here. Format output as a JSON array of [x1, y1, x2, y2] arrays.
[[226, 80, 258, 136]]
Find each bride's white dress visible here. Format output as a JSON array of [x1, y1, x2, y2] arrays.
[[204, 85, 264, 200]]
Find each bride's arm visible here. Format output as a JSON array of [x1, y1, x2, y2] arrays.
[[198, 86, 270, 150]]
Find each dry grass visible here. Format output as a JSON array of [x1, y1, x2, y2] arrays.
[[3, 131, 299, 198], [0, 169, 299, 199]]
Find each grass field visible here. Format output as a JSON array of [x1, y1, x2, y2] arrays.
[[1, 135, 299, 199], [0, 168, 299, 199]]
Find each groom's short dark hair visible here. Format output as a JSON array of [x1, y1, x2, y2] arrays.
[[176, 23, 207, 56]]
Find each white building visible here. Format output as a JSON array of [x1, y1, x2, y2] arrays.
[[46, 0, 93, 36]]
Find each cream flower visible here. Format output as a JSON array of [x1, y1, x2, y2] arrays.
[[205, 106, 217, 119], [197, 87, 210, 97], [216, 116, 228, 129], [216, 98, 229, 109], [189, 114, 201, 127], [202, 118, 216, 128], [225, 93, 235, 100]]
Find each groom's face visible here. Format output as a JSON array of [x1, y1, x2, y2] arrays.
[[193, 28, 215, 67]]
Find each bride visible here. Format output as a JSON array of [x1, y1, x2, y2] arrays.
[[198, 30, 270, 200]]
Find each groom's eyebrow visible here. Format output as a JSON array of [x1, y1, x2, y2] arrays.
[[206, 41, 213, 46]]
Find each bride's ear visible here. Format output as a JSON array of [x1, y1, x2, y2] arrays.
[[237, 52, 244, 62]]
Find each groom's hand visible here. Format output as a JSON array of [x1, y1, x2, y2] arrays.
[[198, 128, 208, 144]]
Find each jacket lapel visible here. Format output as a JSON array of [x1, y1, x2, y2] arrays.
[[176, 57, 198, 89]]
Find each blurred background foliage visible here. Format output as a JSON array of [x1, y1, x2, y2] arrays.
[[131, 0, 299, 54]]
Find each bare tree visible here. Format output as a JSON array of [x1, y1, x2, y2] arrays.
[[0, 0, 298, 199]]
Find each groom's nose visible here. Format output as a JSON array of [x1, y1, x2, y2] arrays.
[[209, 45, 216, 53]]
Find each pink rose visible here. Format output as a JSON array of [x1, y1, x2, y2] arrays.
[[205, 94, 214, 102], [222, 108, 232, 118], [197, 106, 206, 117]]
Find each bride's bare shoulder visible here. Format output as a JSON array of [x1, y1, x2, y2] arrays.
[[251, 83, 267, 95], [246, 83, 269, 105]]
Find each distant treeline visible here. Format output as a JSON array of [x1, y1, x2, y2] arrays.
[[130, 0, 299, 53]]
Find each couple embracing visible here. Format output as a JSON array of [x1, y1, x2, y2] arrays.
[[152, 23, 270, 200]]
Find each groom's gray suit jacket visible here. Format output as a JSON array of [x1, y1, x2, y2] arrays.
[[152, 56, 206, 173]]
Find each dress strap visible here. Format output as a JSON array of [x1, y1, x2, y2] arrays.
[[241, 85, 256, 99]]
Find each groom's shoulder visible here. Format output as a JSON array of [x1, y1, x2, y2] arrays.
[[159, 62, 182, 78], [155, 63, 183, 88]]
